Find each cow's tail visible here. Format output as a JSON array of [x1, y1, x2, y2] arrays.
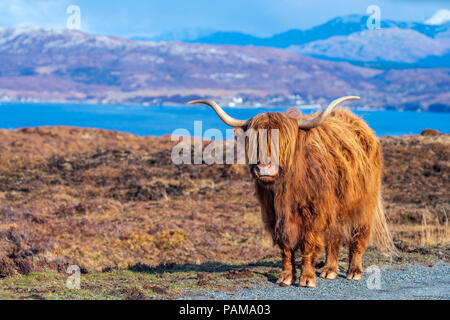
[[371, 194, 398, 256]]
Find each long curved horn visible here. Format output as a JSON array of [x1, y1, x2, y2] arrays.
[[188, 100, 248, 127], [298, 96, 360, 129]]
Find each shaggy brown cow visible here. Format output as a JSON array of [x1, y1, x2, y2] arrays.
[[189, 97, 396, 288]]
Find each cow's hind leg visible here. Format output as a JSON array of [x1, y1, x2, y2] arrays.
[[277, 246, 296, 287], [320, 234, 341, 280], [347, 225, 370, 280]]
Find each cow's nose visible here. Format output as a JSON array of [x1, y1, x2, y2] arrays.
[[257, 162, 271, 167]]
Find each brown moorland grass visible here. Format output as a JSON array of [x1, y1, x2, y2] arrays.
[[0, 126, 448, 278]]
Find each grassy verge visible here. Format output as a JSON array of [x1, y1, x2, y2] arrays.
[[0, 248, 446, 300]]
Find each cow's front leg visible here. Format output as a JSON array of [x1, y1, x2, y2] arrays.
[[299, 241, 320, 288], [276, 246, 296, 287]]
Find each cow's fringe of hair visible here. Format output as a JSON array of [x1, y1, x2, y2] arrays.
[[247, 112, 297, 170]]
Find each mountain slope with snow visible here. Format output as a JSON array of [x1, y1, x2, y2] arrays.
[[0, 28, 448, 111], [425, 9, 450, 25], [290, 28, 450, 66], [186, 14, 449, 48]]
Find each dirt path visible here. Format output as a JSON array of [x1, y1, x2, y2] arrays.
[[189, 263, 450, 300]]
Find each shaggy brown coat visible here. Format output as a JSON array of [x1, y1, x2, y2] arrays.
[[242, 108, 395, 287]]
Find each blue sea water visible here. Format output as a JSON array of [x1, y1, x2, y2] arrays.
[[0, 102, 449, 137]]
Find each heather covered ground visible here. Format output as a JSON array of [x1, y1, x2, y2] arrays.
[[0, 127, 448, 299]]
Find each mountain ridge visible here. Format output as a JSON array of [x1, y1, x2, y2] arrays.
[[162, 15, 450, 48], [0, 27, 448, 111]]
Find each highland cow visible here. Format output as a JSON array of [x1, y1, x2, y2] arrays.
[[189, 97, 396, 288]]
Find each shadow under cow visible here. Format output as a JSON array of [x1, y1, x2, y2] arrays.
[[126, 260, 344, 284]]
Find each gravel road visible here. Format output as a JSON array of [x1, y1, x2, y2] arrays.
[[192, 263, 450, 300]]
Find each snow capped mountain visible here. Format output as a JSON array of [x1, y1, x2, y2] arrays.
[[180, 14, 450, 48], [0, 28, 448, 111], [291, 28, 450, 65], [425, 9, 450, 25], [0, 27, 133, 52]]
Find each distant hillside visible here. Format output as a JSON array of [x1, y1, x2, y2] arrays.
[[0, 28, 448, 111], [189, 31, 264, 46], [131, 28, 216, 42], [181, 15, 450, 70]]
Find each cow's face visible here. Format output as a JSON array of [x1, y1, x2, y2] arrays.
[[240, 112, 298, 185]]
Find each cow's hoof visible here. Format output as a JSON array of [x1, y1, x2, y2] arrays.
[[276, 273, 294, 287], [299, 274, 316, 288], [277, 281, 290, 287], [346, 269, 362, 280], [320, 269, 338, 280]]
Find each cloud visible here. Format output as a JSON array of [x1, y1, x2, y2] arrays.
[[425, 9, 450, 25], [0, 0, 70, 29]]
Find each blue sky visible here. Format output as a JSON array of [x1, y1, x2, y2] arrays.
[[0, 0, 448, 37]]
